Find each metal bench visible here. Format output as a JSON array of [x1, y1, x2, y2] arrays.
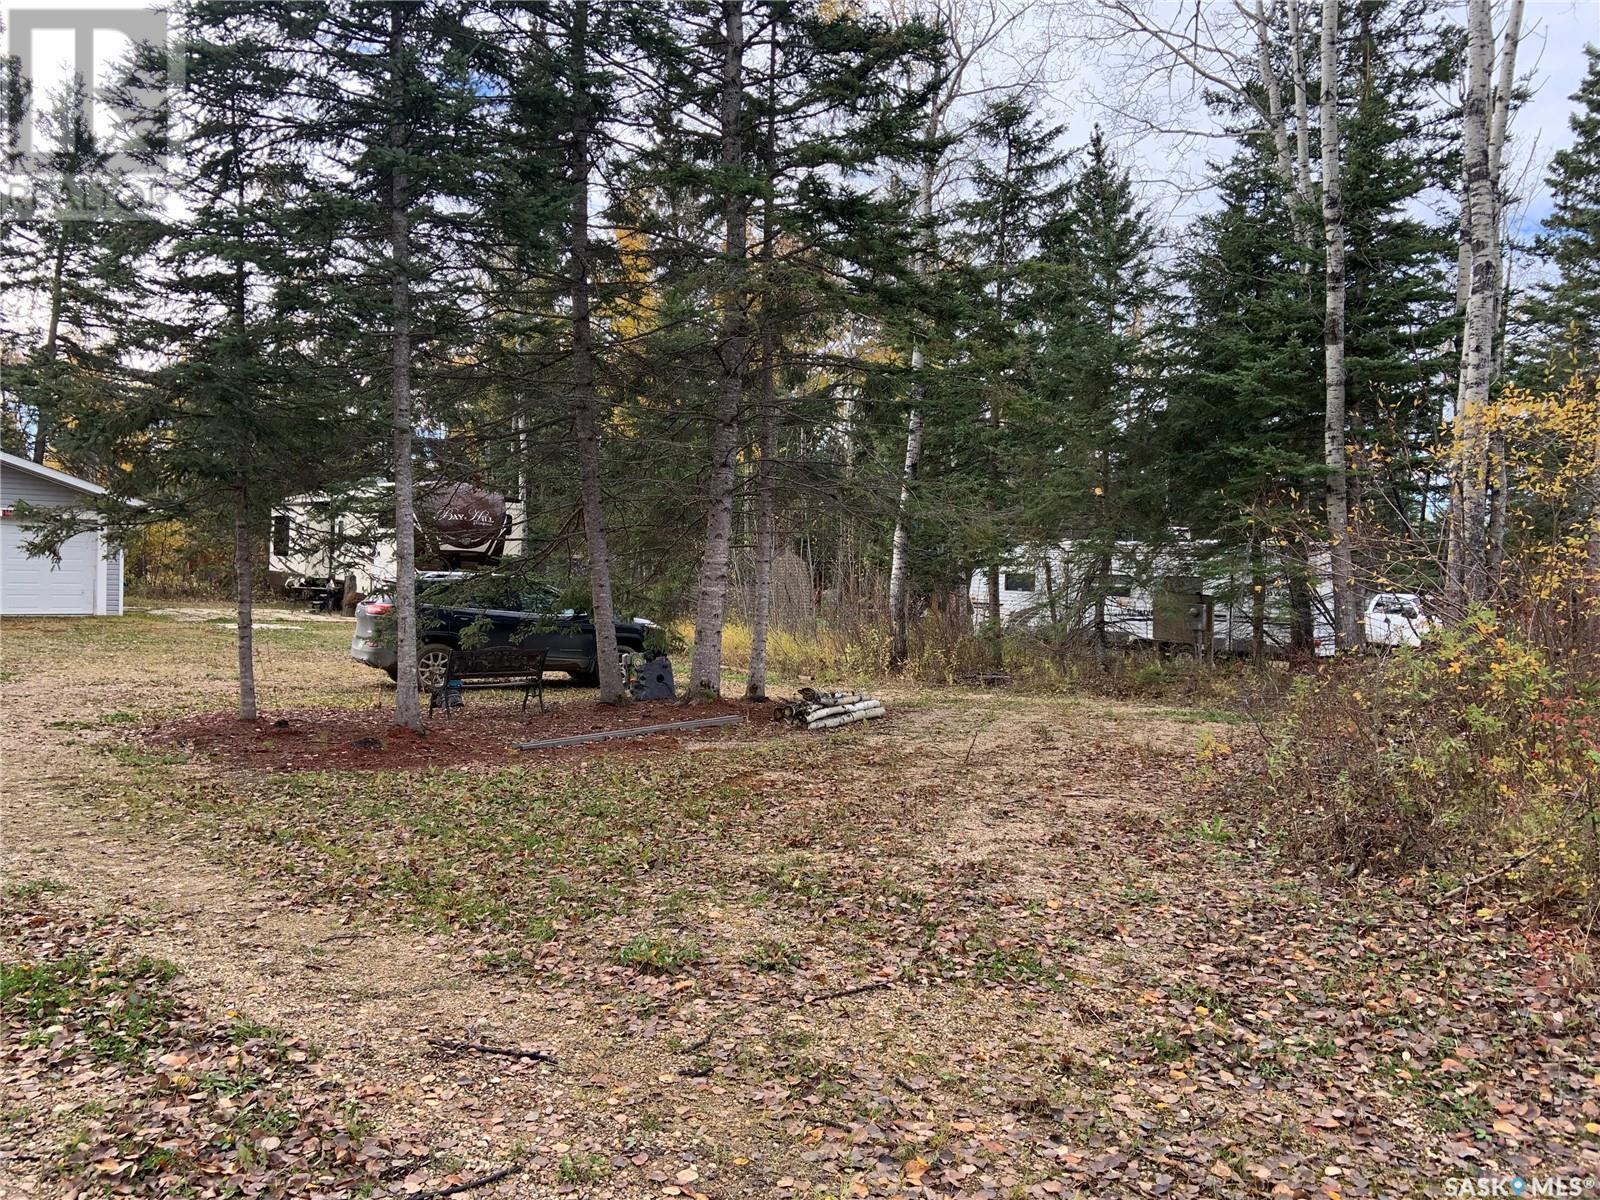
[[429, 646, 548, 716]]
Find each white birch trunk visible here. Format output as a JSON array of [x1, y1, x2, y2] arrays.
[[1451, 0, 1499, 605], [887, 390, 923, 668], [1254, 0, 1313, 248], [1287, 0, 1313, 189], [1320, 0, 1359, 649], [687, 0, 747, 701], [1483, 0, 1524, 594], [887, 152, 936, 669]]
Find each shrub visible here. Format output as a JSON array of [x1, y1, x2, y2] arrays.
[[1263, 610, 1599, 916]]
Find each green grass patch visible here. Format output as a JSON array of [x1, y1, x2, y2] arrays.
[[614, 935, 702, 975], [4, 878, 66, 902]]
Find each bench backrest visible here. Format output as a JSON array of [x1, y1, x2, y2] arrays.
[[447, 646, 548, 681]]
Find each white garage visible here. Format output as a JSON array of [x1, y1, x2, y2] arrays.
[[1, 451, 125, 617]]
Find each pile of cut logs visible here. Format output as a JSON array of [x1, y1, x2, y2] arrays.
[[776, 688, 887, 731]]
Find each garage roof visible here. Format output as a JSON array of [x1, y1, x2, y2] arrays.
[[0, 450, 110, 497]]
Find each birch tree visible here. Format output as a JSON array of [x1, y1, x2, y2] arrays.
[[1098, 0, 1360, 647], [1449, 0, 1522, 605], [1319, 0, 1358, 649], [384, 1, 422, 729], [886, 0, 1033, 669]]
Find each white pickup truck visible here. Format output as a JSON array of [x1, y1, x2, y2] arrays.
[[1362, 592, 1434, 648]]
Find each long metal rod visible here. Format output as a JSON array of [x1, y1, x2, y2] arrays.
[[516, 714, 742, 751]]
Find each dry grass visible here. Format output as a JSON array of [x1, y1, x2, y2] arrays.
[[2, 605, 1595, 1197]]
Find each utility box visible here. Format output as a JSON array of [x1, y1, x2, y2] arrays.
[[630, 654, 676, 701], [1153, 577, 1212, 651]]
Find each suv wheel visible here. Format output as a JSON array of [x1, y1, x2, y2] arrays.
[[569, 647, 635, 689], [417, 644, 455, 691]]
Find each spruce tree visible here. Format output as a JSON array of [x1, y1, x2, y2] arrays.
[[1031, 128, 1160, 655], [1524, 45, 1600, 382], [1162, 140, 1324, 653], [283, 0, 507, 729], [0, 75, 154, 465], [948, 98, 1072, 656]]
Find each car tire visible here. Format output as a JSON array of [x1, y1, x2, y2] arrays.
[[417, 643, 455, 691], [569, 646, 636, 689]]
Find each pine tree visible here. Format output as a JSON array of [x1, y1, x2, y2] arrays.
[[36, 2, 378, 721], [281, 0, 508, 728], [1030, 128, 1159, 655], [947, 98, 1072, 658], [0, 75, 154, 465], [1524, 44, 1600, 382], [1338, 0, 1457, 568]]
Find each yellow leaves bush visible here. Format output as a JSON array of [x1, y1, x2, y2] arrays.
[[1265, 609, 1600, 917]]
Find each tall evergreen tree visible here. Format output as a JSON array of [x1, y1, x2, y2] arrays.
[[282, 0, 506, 728], [1163, 139, 1324, 653], [1030, 128, 1160, 654], [948, 98, 1071, 654], [0, 76, 153, 465], [1524, 44, 1600, 384]]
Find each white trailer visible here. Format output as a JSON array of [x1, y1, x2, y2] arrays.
[[269, 481, 527, 607], [969, 539, 1339, 657]]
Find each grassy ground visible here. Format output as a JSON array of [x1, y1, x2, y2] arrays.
[[1, 605, 1596, 1198]]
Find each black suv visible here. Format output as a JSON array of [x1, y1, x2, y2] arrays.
[[351, 577, 656, 688]]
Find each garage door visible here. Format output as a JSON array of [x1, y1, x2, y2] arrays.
[[1, 518, 97, 615]]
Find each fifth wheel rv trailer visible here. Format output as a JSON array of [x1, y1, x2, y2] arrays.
[[968, 541, 1430, 657], [269, 481, 527, 609]]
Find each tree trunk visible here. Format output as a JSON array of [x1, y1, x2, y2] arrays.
[[1451, 0, 1499, 607], [1584, 374, 1600, 646], [566, 0, 622, 704], [985, 563, 1002, 667], [31, 235, 68, 463], [234, 496, 258, 721], [1254, 0, 1313, 248], [887, 395, 923, 668], [1483, 0, 1524, 597], [888, 146, 937, 671], [1250, 533, 1267, 672], [687, 0, 746, 701], [1042, 556, 1059, 627], [389, 2, 420, 731], [1288, 566, 1315, 657], [1287, 0, 1313, 188], [1094, 547, 1111, 668], [745, 21, 781, 702], [1320, 0, 1359, 650], [746, 328, 779, 700]]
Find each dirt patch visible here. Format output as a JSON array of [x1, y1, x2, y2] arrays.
[[145, 696, 787, 771]]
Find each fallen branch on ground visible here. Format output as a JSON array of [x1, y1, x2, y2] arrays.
[[427, 1037, 555, 1063], [1429, 846, 1542, 906], [805, 979, 893, 1003], [413, 1164, 523, 1199]]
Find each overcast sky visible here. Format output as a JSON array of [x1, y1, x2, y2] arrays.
[[10, 0, 1599, 242]]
